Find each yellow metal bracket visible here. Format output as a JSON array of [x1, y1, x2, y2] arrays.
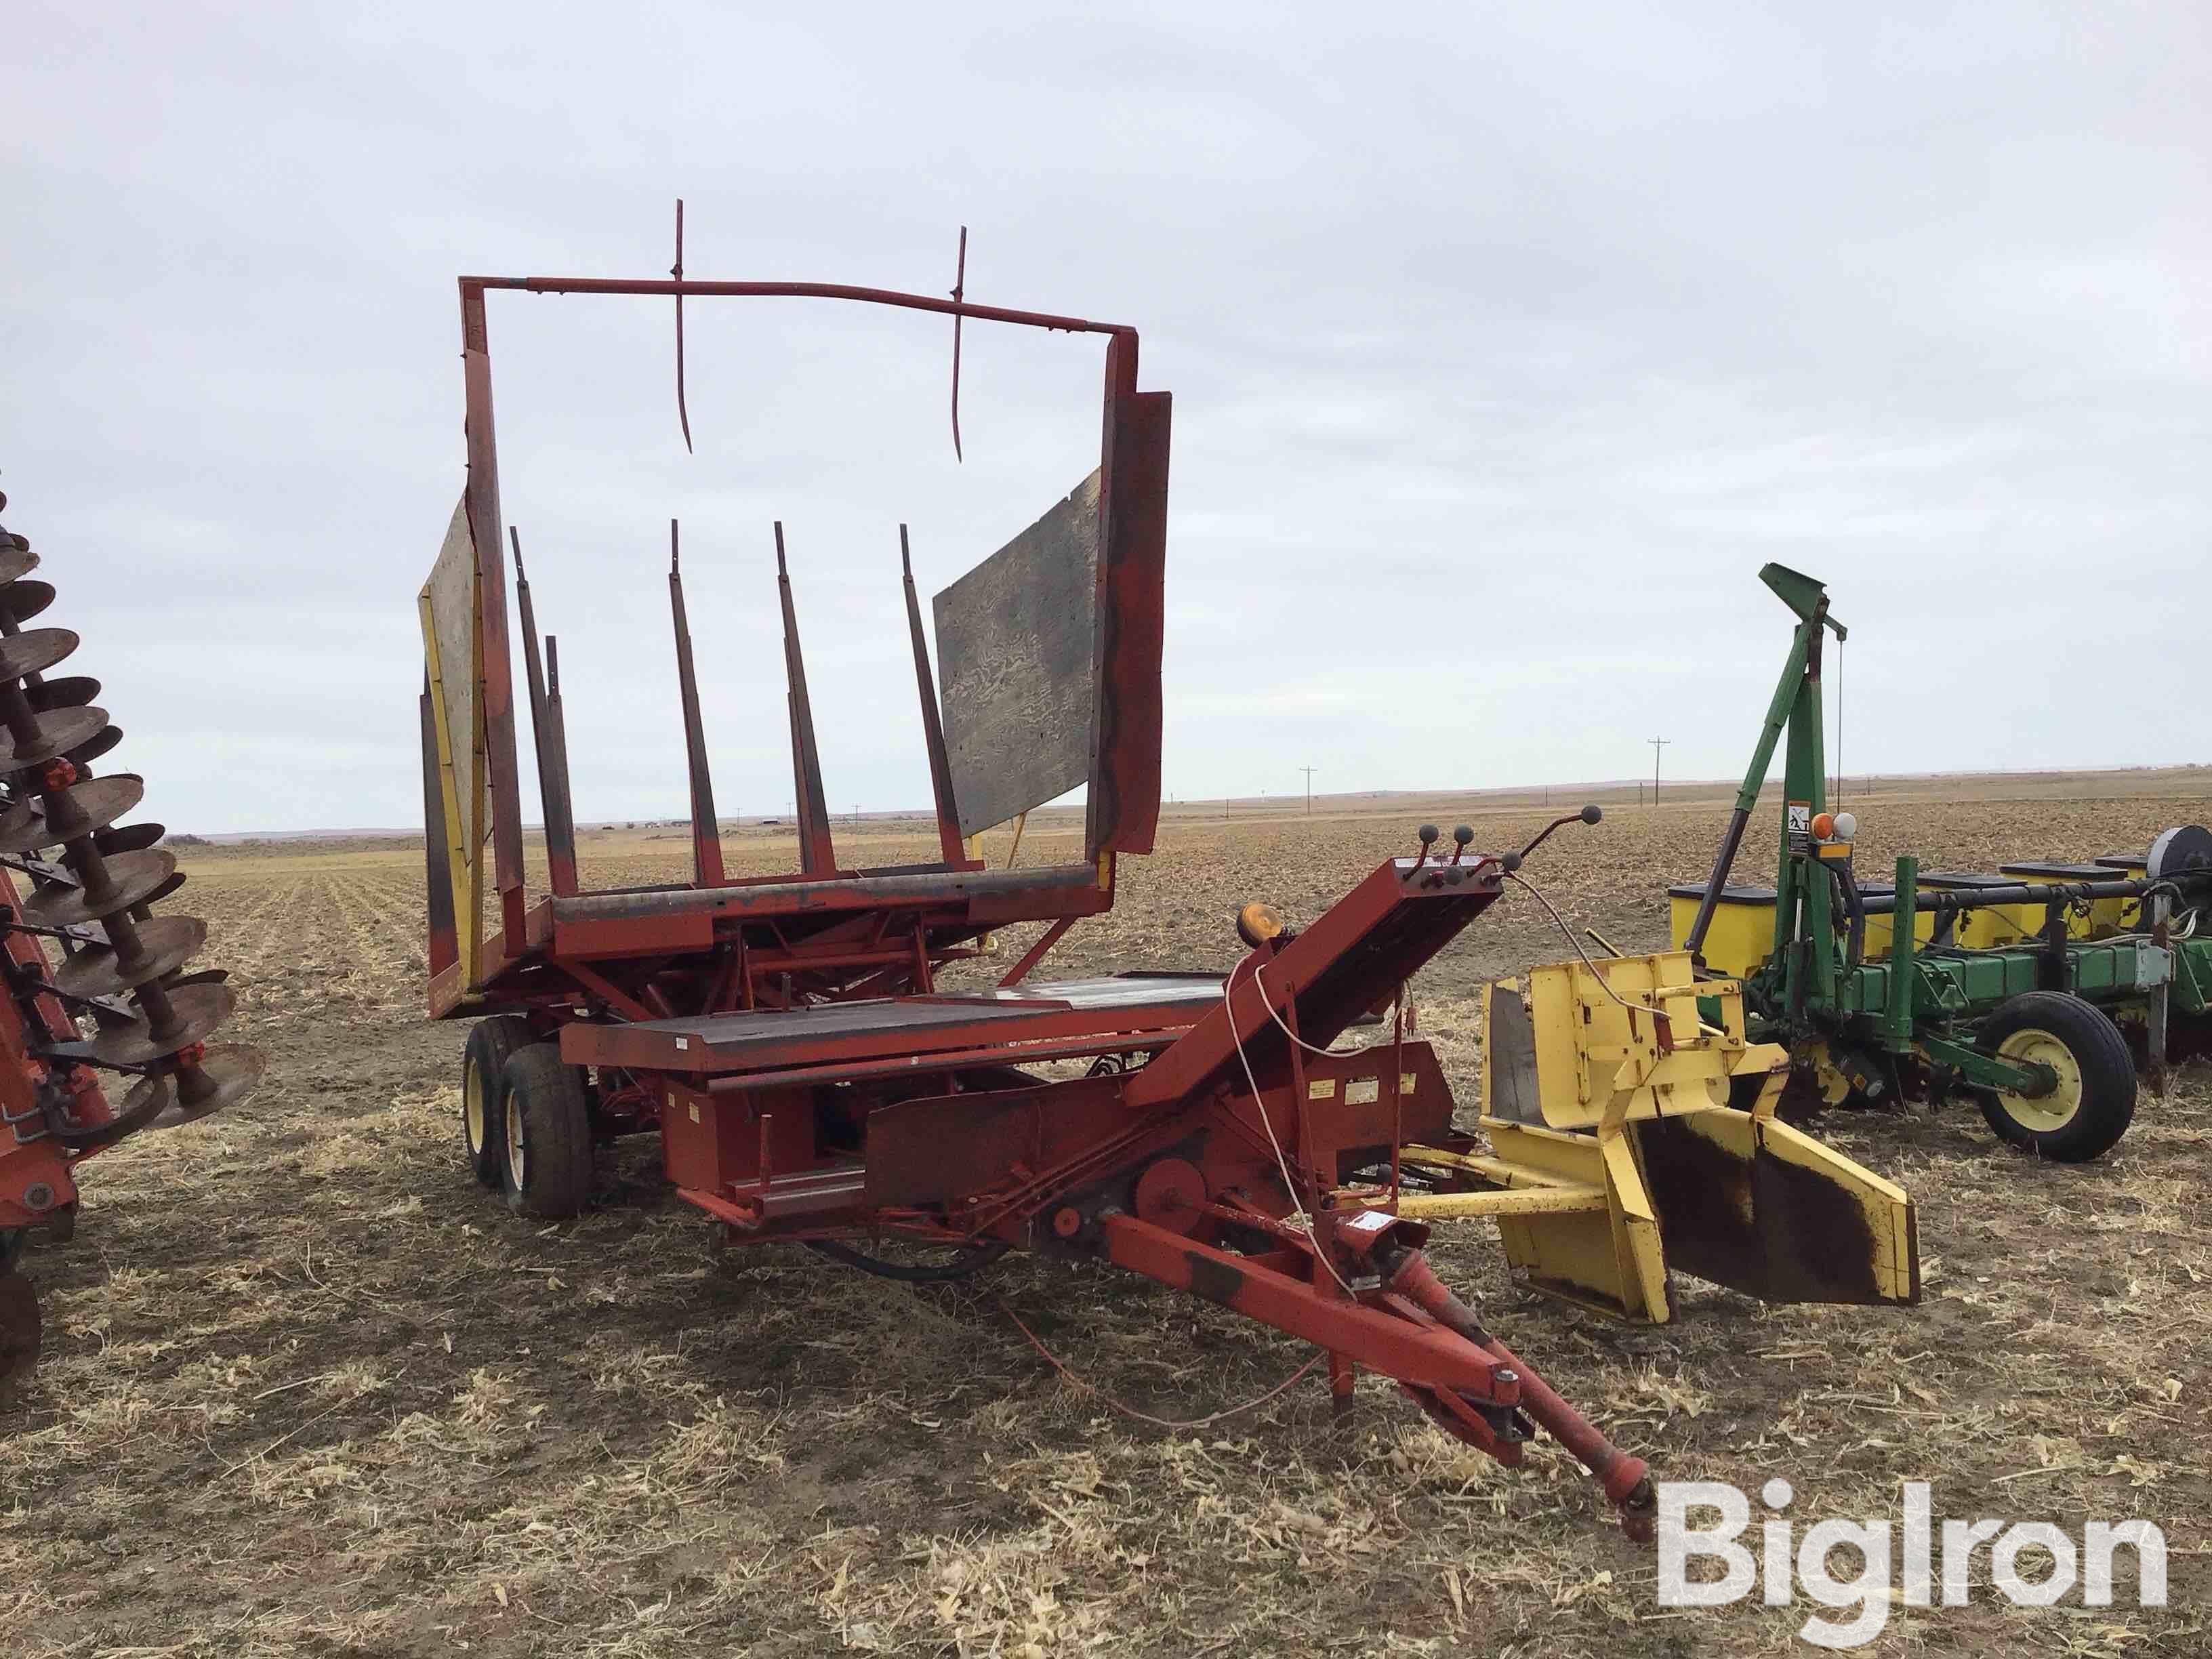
[[1404, 949, 1919, 1323]]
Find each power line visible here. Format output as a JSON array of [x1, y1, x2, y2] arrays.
[[1648, 736, 1671, 804], [1299, 765, 1317, 816]]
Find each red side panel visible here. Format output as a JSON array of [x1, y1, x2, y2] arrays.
[[1086, 390, 1170, 859]]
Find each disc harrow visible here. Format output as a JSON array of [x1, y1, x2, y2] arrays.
[[0, 488, 263, 1400]]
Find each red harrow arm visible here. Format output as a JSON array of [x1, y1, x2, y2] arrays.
[[0, 489, 264, 1396]]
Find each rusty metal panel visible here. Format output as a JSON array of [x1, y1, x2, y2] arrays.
[[934, 470, 1100, 838], [424, 496, 477, 851], [419, 678, 457, 979], [459, 283, 527, 956], [1087, 390, 1170, 859]]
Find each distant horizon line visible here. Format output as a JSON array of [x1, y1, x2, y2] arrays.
[[175, 762, 2212, 842]]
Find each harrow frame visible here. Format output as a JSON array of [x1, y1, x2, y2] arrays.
[[0, 493, 262, 1391]]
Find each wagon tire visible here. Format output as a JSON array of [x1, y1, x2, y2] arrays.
[[498, 1043, 595, 1218], [1973, 991, 2135, 1163], [461, 1015, 534, 1188]]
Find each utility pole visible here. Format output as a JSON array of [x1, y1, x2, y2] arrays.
[[1648, 737, 1670, 805], [1300, 766, 1317, 816]]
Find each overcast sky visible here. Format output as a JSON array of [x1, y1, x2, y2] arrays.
[[4, 3, 2207, 834]]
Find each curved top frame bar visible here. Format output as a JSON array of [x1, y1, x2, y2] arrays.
[[462, 274, 1139, 348]]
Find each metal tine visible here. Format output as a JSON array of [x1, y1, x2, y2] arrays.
[[774, 523, 836, 876], [510, 529, 577, 896], [668, 520, 724, 886], [543, 634, 576, 892], [672, 198, 692, 453], [949, 225, 966, 463], [899, 525, 965, 865]]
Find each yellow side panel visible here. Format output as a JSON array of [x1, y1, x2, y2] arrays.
[[1483, 1122, 1670, 1323], [419, 494, 483, 987], [1958, 903, 2038, 947], [1861, 905, 1938, 958], [1668, 892, 1776, 979], [1599, 1131, 1672, 1324], [424, 498, 479, 849]]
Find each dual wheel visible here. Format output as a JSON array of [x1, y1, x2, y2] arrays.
[[460, 1016, 595, 1217]]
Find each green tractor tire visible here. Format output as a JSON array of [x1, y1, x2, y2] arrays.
[[1972, 991, 2135, 1164]]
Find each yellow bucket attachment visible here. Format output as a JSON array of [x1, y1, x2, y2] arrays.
[[1397, 950, 1919, 1323]]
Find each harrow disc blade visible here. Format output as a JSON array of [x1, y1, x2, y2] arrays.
[[0, 627, 79, 683], [0, 775, 145, 854], [0, 1271, 39, 1400], [26, 676, 99, 712], [20, 848, 177, 928], [85, 981, 237, 1067], [125, 1043, 266, 1130], [66, 725, 122, 767], [2, 706, 109, 773], [1, 580, 56, 624], [53, 913, 207, 999], [0, 546, 37, 588], [97, 822, 165, 855]]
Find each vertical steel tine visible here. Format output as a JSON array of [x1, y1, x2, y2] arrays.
[[673, 198, 693, 453], [775, 525, 808, 863], [949, 225, 966, 464], [669, 518, 724, 886], [510, 527, 577, 895], [901, 524, 965, 865], [775, 523, 837, 876], [540, 632, 577, 891]]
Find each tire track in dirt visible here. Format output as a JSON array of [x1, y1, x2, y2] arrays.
[[214, 875, 316, 994], [354, 874, 430, 972], [323, 868, 416, 1010]]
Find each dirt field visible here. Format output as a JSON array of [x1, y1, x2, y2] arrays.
[[6, 781, 2209, 1656]]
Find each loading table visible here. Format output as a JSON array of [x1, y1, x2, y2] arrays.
[[560, 972, 1225, 1081]]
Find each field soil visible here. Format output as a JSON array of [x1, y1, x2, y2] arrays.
[[5, 781, 2209, 1656]]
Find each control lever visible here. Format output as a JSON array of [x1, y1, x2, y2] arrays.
[[1516, 804, 1603, 863]]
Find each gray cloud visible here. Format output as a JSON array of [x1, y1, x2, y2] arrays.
[[4, 2, 2205, 834]]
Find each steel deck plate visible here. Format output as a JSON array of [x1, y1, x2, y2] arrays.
[[565, 972, 1223, 1077]]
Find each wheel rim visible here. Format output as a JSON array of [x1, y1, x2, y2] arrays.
[[464, 1061, 487, 1155], [1992, 1029, 2083, 1133], [505, 1090, 527, 1187], [1809, 1042, 1852, 1105]]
